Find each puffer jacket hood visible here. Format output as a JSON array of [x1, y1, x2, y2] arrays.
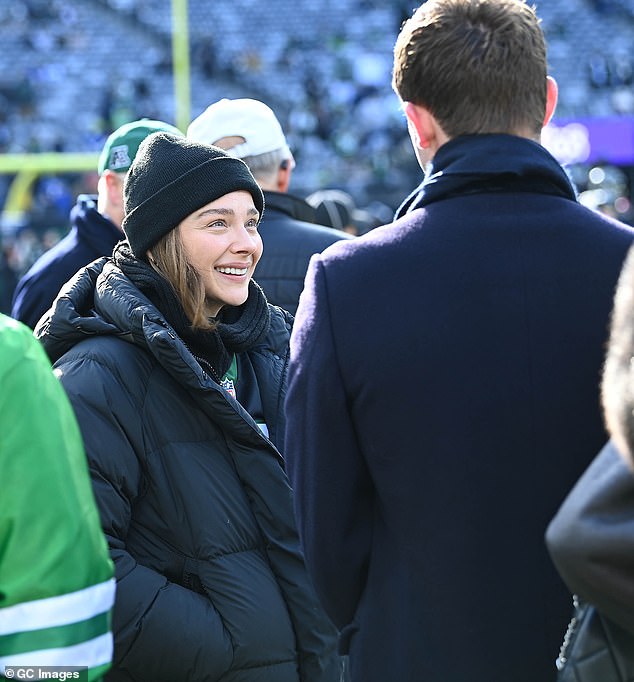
[[36, 256, 293, 453]]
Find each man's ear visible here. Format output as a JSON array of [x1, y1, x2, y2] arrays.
[[404, 101, 434, 150], [104, 170, 125, 203], [543, 76, 558, 127], [276, 161, 291, 193]]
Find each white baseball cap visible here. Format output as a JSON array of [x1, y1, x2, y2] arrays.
[[187, 98, 292, 160]]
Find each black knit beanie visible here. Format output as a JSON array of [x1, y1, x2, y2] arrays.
[[122, 132, 265, 257]]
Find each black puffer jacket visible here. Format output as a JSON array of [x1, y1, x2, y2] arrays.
[[35, 256, 340, 682]]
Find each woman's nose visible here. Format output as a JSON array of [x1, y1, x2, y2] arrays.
[[231, 226, 259, 253]]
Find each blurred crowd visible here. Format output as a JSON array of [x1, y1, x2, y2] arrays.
[[0, 0, 633, 311], [2, 1, 634, 680]]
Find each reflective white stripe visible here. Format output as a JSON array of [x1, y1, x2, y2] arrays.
[[0, 632, 113, 670], [0, 579, 115, 635]]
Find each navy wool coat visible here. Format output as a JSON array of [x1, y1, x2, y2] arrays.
[[284, 134, 634, 682]]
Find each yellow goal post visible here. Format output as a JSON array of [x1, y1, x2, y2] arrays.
[[0, 0, 190, 231]]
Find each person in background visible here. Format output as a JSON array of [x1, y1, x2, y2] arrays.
[[35, 132, 340, 682], [547, 244, 634, 642], [0, 244, 17, 314], [305, 189, 383, 237], [305, 189, 360, 236], [0, 312, 114, 681], [187, 97, 351, 316], [11, 118, 182, 329], [283, 1, 634, 681]]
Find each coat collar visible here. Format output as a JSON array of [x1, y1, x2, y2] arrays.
[[71, 194, 123, 253], [263, 190, 318, 223], [396, 134, 578, 219]]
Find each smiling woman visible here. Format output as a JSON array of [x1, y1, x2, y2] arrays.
[[33, 132, 341, 682], [178, 191, 262, 317]]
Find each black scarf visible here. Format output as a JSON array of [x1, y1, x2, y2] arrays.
[[113, 241, 270, 381], [396, 133, 578, 219]]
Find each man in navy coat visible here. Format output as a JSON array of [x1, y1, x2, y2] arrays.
[[11, 119, 181, 329], [284, 1, 634, 681]]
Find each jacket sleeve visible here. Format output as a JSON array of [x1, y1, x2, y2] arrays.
[[57, 354, 232, 682], [284, 257, 374, 633], [10, 274, 50, 331], [0, 318, 114, 682], [546, 440, 634, 634]]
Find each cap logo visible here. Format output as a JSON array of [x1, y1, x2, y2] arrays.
[[108, 144, 132, 170]]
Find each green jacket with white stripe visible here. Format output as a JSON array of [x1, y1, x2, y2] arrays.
[[0, 314, 115, 681]]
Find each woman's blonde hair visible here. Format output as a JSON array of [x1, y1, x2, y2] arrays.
[[147, 227, 217, 331]]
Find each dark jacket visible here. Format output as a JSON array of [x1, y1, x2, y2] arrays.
[[254, 191, 351, 315], [284, 134, 634, 682], [11, 194, 122, 328], [35, 256, 340, 682], [546, 440, 634, 635], [0, 250, 17, 314]]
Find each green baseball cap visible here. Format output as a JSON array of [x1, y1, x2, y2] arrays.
[[98, 118, 183, 175]]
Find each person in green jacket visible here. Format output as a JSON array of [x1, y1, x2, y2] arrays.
[[0, 313, 114, 681]]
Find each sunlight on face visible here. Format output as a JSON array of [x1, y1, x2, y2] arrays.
[[178, 190, 263, 317]]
